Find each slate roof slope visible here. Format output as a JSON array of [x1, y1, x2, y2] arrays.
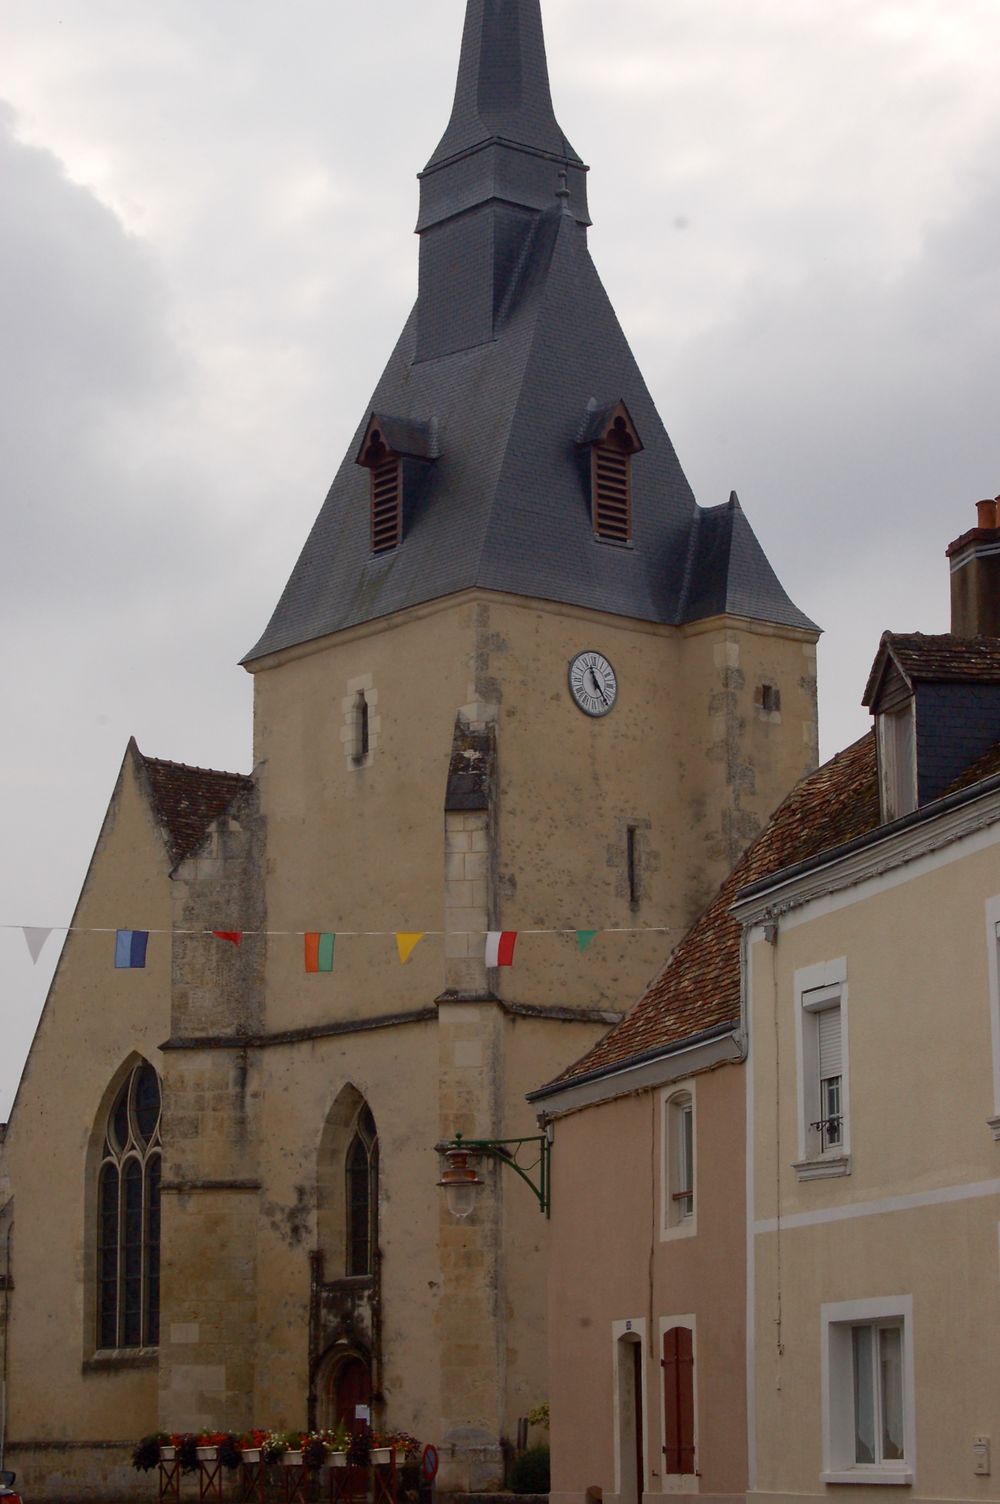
[[863, 632, 1000, 704], [534, 734, 880, 1094], [139, 749, 253, 868], [244, 3, 815, 665]]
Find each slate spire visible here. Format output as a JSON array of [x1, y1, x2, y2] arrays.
[[415, 0, 589, 360]]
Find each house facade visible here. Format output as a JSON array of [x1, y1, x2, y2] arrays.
[[739, 502, 1000, 1504], [0, 3, 818, 1500], [537, 499, 1000, 1504]]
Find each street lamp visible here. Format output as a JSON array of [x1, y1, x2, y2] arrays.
[[437, 1130, 551, 1218]]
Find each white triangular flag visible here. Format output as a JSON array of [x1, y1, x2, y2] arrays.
[[22, 927, 53, 964]]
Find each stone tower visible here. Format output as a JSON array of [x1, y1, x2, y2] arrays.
[[155, 0, 821, 1490]]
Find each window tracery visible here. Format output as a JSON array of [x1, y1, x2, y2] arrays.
[[97, 1062, 161, 1349]]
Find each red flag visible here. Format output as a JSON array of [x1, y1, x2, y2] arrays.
[[213, 931, 242, 947]]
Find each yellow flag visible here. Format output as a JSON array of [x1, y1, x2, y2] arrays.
[[396, 932, 426, 964]]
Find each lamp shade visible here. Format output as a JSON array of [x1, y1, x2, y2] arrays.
[[438, 1143, 483, 1220]]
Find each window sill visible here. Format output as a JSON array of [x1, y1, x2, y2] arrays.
[[794, 1154, 851, 1182], [987, 1115, 1000, 1141], [660, 1219, 697, 1243], [83, 1348, 158, 1374], [822, 1468, 912, 1486]]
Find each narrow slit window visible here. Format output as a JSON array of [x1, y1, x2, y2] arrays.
[[354, 691, 370, 762], [627, 825, 640, 908]]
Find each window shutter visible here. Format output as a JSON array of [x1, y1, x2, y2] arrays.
[[662, 1326, 695, 1474], [818, 1006, 842, 1080], [592, 443, 631, 542], [371, 457, 402, 552]]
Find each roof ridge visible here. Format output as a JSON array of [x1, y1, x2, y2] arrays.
[[138, 749, 252, 782]]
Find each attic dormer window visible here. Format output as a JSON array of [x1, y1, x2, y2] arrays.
[[578, 401, 643, 545], [355, 411, 437, 556], [364, 431, 402, 554]]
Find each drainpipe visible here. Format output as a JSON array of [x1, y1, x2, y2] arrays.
[[0, 1199, 12, 1472]]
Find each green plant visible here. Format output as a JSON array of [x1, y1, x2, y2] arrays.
[[509, 1444, 550, 1494], [526, 1402, 550, 1431]]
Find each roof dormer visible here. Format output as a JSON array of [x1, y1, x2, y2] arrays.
[[355, 413, 437, 556], [577, 401, 643, 545]]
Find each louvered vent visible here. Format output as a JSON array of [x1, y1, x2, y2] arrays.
[[371, 457, 402, 553], [592, 442, 632, 542]]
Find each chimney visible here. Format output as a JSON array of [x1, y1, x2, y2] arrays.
[[946, 496, 1000, 637]]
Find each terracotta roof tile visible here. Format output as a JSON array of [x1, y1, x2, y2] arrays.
[[864, 632, 1000, 705], [139, 752, 253, 867], [542, 734, 880, 1092]]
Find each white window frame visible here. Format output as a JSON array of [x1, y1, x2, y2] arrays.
[[877, 703, 917, 821], [658, 1314, 699, 1494], [793, 959, 851, 1180], [660, 1084, 697, 1240], [821, 1296, 915, 1486]]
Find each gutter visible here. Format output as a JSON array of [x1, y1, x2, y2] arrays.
[[0, 1198, 12, 1472], [527, 1019, 742, 1117]]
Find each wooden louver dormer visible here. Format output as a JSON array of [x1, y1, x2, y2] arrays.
[[355, 411, 437, 556], [358, 424, 403, 554], [577, 400, 643, 544]]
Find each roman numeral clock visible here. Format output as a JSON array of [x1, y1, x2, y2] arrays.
[[569, 650, 618, 717]]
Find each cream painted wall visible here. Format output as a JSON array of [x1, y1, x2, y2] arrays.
[[1, 748, 172, 1490], [749, 819, 1000, 1503], [547, 1064, 747, 1504]]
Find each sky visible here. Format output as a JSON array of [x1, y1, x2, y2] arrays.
[[2, 0, 999, 1118]]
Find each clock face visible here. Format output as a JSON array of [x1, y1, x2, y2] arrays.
[[569, 651, 618, 717]]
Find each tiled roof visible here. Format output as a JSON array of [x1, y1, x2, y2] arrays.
[[863, 632, 1000, 705], [539, 734, 880, 1093], [139, 752, 253, 867]]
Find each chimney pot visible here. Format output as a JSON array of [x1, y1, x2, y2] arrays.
[[977, 498, 999, 530]]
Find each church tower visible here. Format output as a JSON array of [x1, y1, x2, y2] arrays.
[[156, 0, 819, 1490]]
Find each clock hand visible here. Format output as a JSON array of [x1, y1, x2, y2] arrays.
[[589, 667, 609, 704]]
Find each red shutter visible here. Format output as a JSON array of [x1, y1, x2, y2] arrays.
[[662, 1326, 695, 1474], [371, 457, 402, 552], [592, 443, 631, 542]]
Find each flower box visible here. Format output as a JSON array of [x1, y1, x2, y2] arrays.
[[196, 1447, 218, 1463], [327, 1453, 348, 1470], [160, 1447, 177, 1463], [371, 1448, 393, 1466], [283, 1451, 304, 1467], [241, 1449, 262, 1465]]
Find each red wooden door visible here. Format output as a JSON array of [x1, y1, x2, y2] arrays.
[[662, 1327, 695, 1474], [332, 1356, 372, 1436]]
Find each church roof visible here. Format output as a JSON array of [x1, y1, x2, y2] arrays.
[[138, 748, 252, 867], [244, 2, 815, 666]]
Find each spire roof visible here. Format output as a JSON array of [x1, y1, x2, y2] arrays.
[[426, 0, 581, 169], [417, 0, 590, 232], [243, 3, 816, 665]]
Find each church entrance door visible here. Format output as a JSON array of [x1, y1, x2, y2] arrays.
[[331, 1354, 372, 1436]]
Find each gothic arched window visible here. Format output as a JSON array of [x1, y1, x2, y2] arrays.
[[345, 1105, 379, 1277], [97, 1062, 162, 1349]]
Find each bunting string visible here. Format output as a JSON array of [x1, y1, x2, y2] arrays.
[[5, 921, 671, 972]]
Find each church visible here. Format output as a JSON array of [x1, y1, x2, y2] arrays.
[[0, 2, 819, 1498]]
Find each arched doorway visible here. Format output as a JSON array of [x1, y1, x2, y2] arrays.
[[322, 1352, 372, 1436]]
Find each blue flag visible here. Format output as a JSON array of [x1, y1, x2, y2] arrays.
[[115, 930, 149, 969]]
